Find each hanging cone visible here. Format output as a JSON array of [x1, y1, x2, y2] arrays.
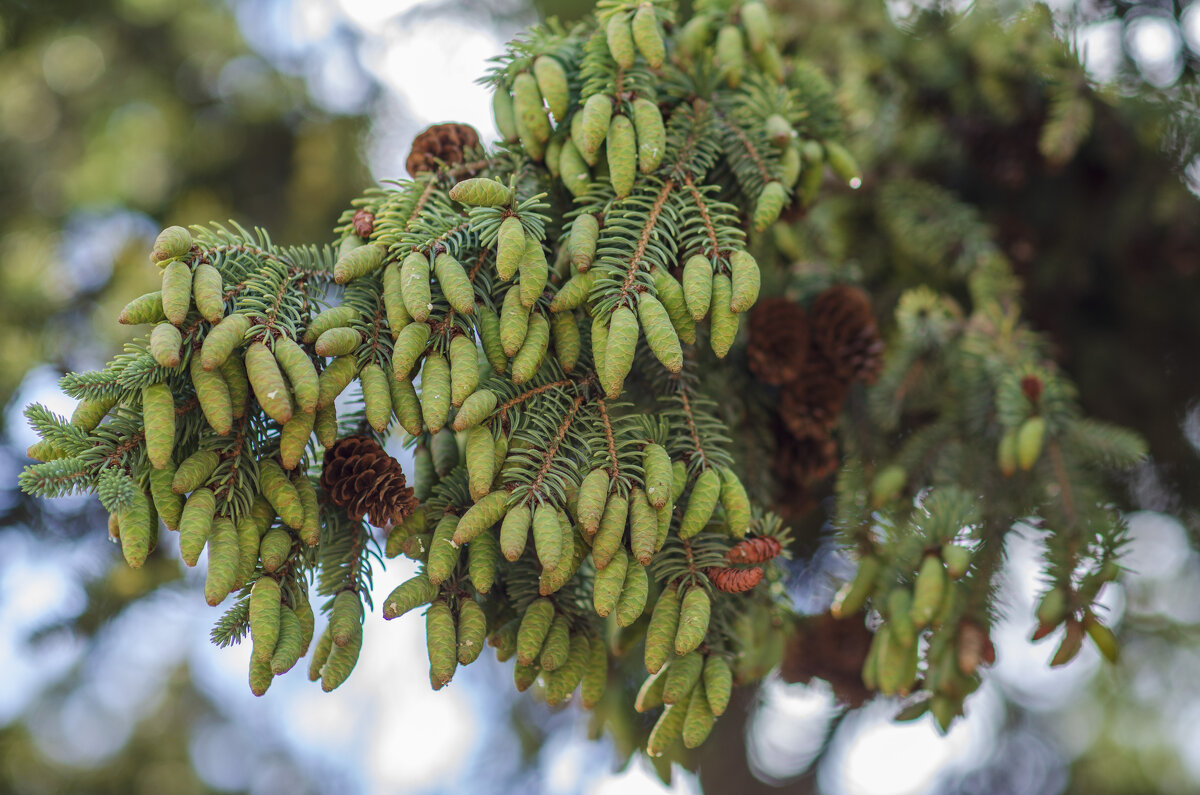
[[809, 284, 883, 384], [774, 422, 839, 485], [746, 297, 809, 386], [406, 123, 482, 177], [320, 436, 419, 527]]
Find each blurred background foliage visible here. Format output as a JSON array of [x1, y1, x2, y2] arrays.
[[2, 0, 1200, 793]]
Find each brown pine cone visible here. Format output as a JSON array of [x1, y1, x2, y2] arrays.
[[320, 435, 419, 527], [406, 123, 481, 177], [809, 284, 883, 384], [352, 209, 374, 239], [726, 536, 784, 565], [774, 424, 839, 486], [705, 566, 764, 593], [747, 297, 809, 386], [778, 348, 847, 438]]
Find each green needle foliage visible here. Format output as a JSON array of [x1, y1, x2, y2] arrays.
[[18, 0, 1149, 767]]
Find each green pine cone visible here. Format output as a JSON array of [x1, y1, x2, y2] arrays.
[[628, 487, 658, 565], [248, 651, 273, 697], [637, 293, 682, 372], [548, 270, 594, 313], [590, 312, 609, 386], [674, 585, 711, 654], [249, 576, 282, 662], [179, 487, 216, 566], [382, 262, 412, 335], [728, 249, 761, 312], [273, 335, 318, 413], [317, 355, 359, 410], [204, 517, 240, 606], [258, 526, 292, 573], [645, 585, 681, 674], [260, 459, 304, 530], [219, 354, 249, 419], [518, 237, 549, 308], [910, 554, 946, 629], [477, 302, 507, 373], [606, 114, 636, 198], [302, 305, 358, 344], [269, 606, 304, 675], [294, 594, 315, 656], [320, 626, 362, 692], [150, 321, 183, 368], [533, 502, 563, 572], [512, 313, 549, 385], [451, 388, 497, 432], [434, 252, 475, 315], [159, 252, 192, 321], [457, 598, 488, 665], [664, 649, 704, 704], [278, 408, 314, 470], [449, 334, 479, 407], [631, 4, 665, 67], [550, 311, 581, 372], [823, 139, 861, 185], [453, 490, 508, 545], [427, 513, 462, 586], [592, 492, 628, 569], [580, 94, 612, 158], [593, 547, 628, 617], [540, 614, 571, 671], [603, 306, 638, 398], [496, 215, 525, 281], [250, 494, 275, 536], [413, 443, 435, 502], [680, 467, 721, 538], [383, 573, 438, 620], [119, 291, 166, 325], [329, 590, 364, 649], [682, 679, 715, 748], [493, 86, 519, 143], [709, 274, 739, 358], [500, 286, 530, 357], [606, 12, 635, 69], [235, 514, 259, 589], [559, 138, 591, 197], [429, 600, 460, 686], [632, 97, 665, 174], [576, 468, 610, 538], [516, 597, 555, 666], [192, 263, 225, 323], [419, 352, 451, 433], [580, 634, 608, 709], [718, 465, 751, 538], [449, 177, 513, 208], [682, 255, 713, 321], [533, 55, 569, 122], [148, 465, 182, 531], [616, 561, 649, 627], [468, 528, 499, 594], [333, 242, 385, 284], [400, 251, 433, 322], [642, 444, 672, 510], [512, 72, 551, 153], [391, 321, 431, 380], [647, 692, 691, 757], [500, 503, 531, 561], [465, 425, 496, 500], [651, 267, 696, 344], [191, 355, 233, 435], [70, 395, 116, 432], [545, 631, 590, 706], [245, 342, 293, 424], [635, 669, 667, 713], [200, 313, 250, 371], [568, 214, 599, 272], [118, 489, 154, 569], [359, 363, 391, 433], [172, 449, 219, 494], [151, 225, 192, 263], [703, 656, 733, 716], [715, 25, 744, 88], [141, 383, 175, 470], [513, 661, 540, 692], [292, 472, 320, 548], [753, 181, 787, 232], [315, 402, 338, 447]]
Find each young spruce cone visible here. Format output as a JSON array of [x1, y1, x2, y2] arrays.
[[406, 122, 482, 177], [321, 436, 418, 527], [747, 297, 809, 386], [809, 284, 884, 384]]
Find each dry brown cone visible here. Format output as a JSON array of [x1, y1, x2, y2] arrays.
[[809, 284, 884, 384], [747, 297, 809, 386], [320, 435, 419, 528], [778, 348, 847, 439], [780, 611, 875, 706], [774, 423, 839, 486], [406, 123, 481, 177]]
